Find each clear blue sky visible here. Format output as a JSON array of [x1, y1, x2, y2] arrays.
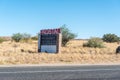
[[0, 0, 120, 39]]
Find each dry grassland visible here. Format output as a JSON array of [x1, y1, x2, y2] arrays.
[[0, 40, 120, 64]]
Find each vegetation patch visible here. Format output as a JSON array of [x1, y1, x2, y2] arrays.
[[60, 24, 77, 46], [83, 37, 105, 48], [0, 38, 6, 43], [102, 33, 120, 43]]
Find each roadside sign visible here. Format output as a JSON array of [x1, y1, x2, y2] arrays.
[[38, 28, 61, 53]]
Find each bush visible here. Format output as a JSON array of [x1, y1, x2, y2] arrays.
[[12, 33, 31, 42], [116, 46, 120, 54], [102, 33, 120, 43], [60, 24, 77, 46], [0, 38, 5, 43], [22, 33, 31, 42], [83, 37, 104, 48], [12, 33, 23, 42], [31, 36, 38, 40]]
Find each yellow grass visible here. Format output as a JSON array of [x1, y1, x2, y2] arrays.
[[0, 40, 120, 64]]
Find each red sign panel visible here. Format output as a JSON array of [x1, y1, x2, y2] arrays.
[[41, 28, 61, 34]]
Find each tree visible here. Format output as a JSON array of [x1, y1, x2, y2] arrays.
[[12, 33, 23, 42], [60, 24, 77, 46], [102, 33, 120, 43]]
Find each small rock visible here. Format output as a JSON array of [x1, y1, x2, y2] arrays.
[[116, 46, 120, 54]]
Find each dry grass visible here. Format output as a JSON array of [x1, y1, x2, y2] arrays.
[[0, 40, 120, 64]]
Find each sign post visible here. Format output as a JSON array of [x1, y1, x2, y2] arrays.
[[38, 28, 61, 53]]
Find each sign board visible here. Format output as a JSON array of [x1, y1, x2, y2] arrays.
[[38, 28, 61, 53]]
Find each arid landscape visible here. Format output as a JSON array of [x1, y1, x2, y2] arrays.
[[0, 39, 120, 65]]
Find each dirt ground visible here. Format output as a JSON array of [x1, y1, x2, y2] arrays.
[[0, 40, 120, 64]]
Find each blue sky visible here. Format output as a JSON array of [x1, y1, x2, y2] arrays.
[[0, 0, 120, 39]]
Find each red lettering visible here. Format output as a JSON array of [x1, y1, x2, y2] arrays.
[[40, 28, 61, 34]]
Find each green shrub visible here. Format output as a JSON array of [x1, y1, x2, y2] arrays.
[[12, 33, 23, 42], [31, 36, 38, 40], [22, 33, 31, 42], [102, 33, 120, 43], [83, 37, 104, 48], [12, 33, 31, 42], [0, 38, 5, 43], [60, 24, 77, 46]]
